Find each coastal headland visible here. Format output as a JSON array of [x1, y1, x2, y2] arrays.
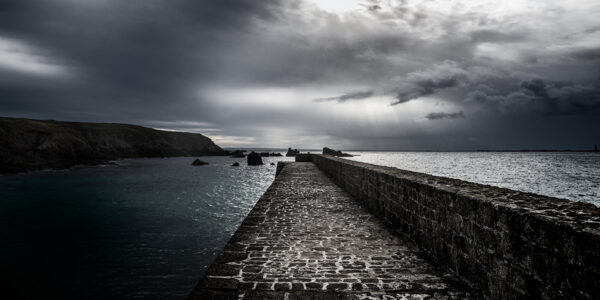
[[0, 117, 226, 173]]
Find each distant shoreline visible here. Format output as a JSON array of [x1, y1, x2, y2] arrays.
[[340, 149, 599, 153], [224, 148, 599, 153]]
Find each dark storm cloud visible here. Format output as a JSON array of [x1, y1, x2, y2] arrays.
[[570, 48, 600, 61], [425, 111, 465, 120], [520, 80, 550, 98], [466, 79, 600, 116], [1, 0, 600, 149], [393, 77, 461, 105], [0, 0, 283, 122], [314, 91, 374, 102], [391, 61, 469, 105]]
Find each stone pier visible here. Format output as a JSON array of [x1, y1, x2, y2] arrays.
[[190, 154, 600, 299], [188, 162, 471, 299]]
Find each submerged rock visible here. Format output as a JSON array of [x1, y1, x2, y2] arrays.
[[247, 152, 263, 165], [270, 162, 275, 166], [232, 162, 240, 166], [192, 159, 208, 166], [323, 147, 353, 157]]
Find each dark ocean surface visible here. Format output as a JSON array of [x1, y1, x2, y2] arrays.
[[1, 155, 293, 299], [1, 151, 598, 298]]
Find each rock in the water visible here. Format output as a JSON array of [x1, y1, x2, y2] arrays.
[[270, 162, 275, 165], [247, 152, 263, 165], [270, 152, 283, 157], [285, 147, 300, 157], [231, 162, 240, 166], [323, 147, 353, 157], [192, 159, 208, 166]]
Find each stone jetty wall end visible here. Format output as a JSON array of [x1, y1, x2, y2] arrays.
[[298, 154, 600, 299]]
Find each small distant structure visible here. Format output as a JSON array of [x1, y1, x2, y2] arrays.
[[286, 147, 300, 157]]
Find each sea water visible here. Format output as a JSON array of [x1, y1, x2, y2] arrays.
[[0, 155, 293, 299], [1, 152, 598, 298], [348, 151, 600, 206]]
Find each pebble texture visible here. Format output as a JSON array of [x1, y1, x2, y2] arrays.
[[188, 162, 471, 299], [310, 154, 600, 299]]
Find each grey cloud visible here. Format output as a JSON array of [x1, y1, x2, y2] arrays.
[[371, 2, 432, 28], [393, 77, 460, 104], [392, 61, 469, 105], [367, 5, 381, 11], [425, 111, 465, 120], [469, 30, 526, 43], [362, 0, 382, 11], [520, 80, 550, 98], [466, 79, 600, 116], [314, 91, 374, 102], [570, 48, 600, 61], [584, 26, 600, 34]]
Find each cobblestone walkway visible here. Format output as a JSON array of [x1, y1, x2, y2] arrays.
[[189, 162, 471, 299]]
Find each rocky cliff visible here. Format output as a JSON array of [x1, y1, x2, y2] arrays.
[[0, 117, 226, 173]]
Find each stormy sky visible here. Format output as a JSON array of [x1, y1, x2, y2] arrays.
[[1, 0, 599, 150]]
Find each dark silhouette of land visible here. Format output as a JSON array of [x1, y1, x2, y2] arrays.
[[0, 117, 226, 173]]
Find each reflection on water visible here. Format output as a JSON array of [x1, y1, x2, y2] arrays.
[[348, 151, 600, 206], [0, 155, 293, 299]]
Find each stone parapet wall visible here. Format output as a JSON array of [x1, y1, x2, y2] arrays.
[[308, 154, 600, 299]]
